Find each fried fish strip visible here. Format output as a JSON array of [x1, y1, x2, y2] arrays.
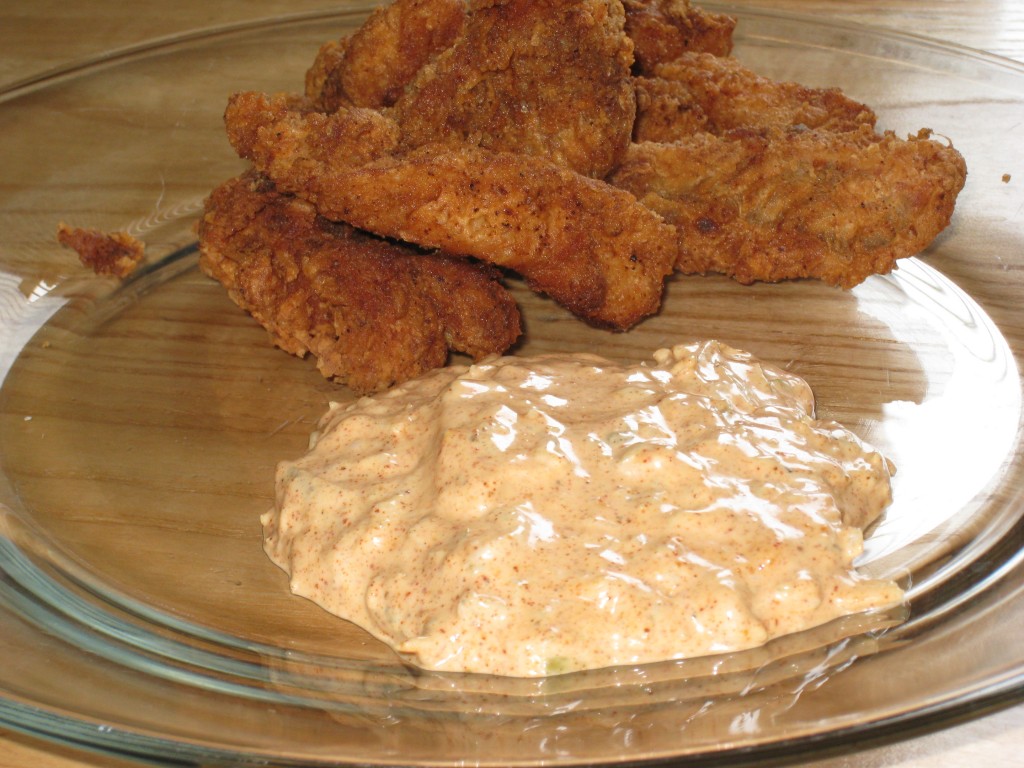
[[633, 53, 876, 142], [610, 126, 967, 287], [198, 172, 521, 394], [225, 91, 677, 330], [305, 0, 466, 110], [225, 91, 401, 170], [623, 0, 736, 74], [392, 0, 636, 179]]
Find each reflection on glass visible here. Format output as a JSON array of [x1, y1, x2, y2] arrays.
[[853, 260, 1021, 572], [0, 271, 64, 385]]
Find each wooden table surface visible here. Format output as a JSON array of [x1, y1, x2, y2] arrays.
[[0, 1, 1022, 766]]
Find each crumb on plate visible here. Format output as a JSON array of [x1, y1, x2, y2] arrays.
[[57, 223, 145, 278]]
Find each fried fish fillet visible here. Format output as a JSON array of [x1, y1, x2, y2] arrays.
[[634, 52, 876, 142], [391, 0, 636, 179], [225, 91, 401, 170], [197, 171, 521, 394], [622, 0, 736, 74], [225, 91, 677, 330], [610, 126, 967, 287], [305, 0, 466, 111]]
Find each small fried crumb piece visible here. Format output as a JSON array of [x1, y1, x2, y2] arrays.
[[1003, 173, 1012, 183], [57, 223, 145, 278]]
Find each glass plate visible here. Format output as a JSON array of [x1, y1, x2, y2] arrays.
[[1, 3, 1022, 765]]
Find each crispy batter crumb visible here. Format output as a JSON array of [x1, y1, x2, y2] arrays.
[[1003, 173, 1012, 183], [57, 223, 145, 278]]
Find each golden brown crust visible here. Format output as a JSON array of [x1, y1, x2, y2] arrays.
[[392, 0, 636, 179], [225, 91, 677, 330], [225, 91, 402, 169], [622, 0, 736, 73], [633, 74, 709, 142], [643, 53, 876, 139], [57, 223, 145, 278], [305, 0, 466, 110], [304, 37, 353, 111], [610, 126, 968, 288], [198, 172, 521, 394]]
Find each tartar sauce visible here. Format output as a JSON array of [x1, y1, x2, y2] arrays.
[[263, 340, 902, 677]]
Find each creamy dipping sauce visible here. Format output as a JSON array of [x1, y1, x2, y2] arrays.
[[263, 340, 903, 677]]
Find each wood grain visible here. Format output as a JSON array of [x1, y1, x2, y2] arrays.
[[735, 0, 1024, 62], [0, 1, 1022, 767]]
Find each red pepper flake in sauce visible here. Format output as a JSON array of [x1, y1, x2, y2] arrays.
[[263, 340, 903, 677]]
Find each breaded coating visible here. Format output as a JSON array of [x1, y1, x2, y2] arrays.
[[304, 37, 352, 110], [225, 91, 677, 330], [225, 91, 402, 170], [633, 75, 709, 143], [305, 0, 466, 110], [610, 126, 967, 287], [623, 0, 736, 74], [198, 172, 521, 394], [644, 53, 876, 139], [392, 0, 636, 179], [57, 223, 145, 278]]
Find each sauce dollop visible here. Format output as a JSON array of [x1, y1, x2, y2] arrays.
[[264, 340, 902, 677]]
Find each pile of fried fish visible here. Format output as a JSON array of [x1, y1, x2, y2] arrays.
[[197, 0, 966, 393]]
